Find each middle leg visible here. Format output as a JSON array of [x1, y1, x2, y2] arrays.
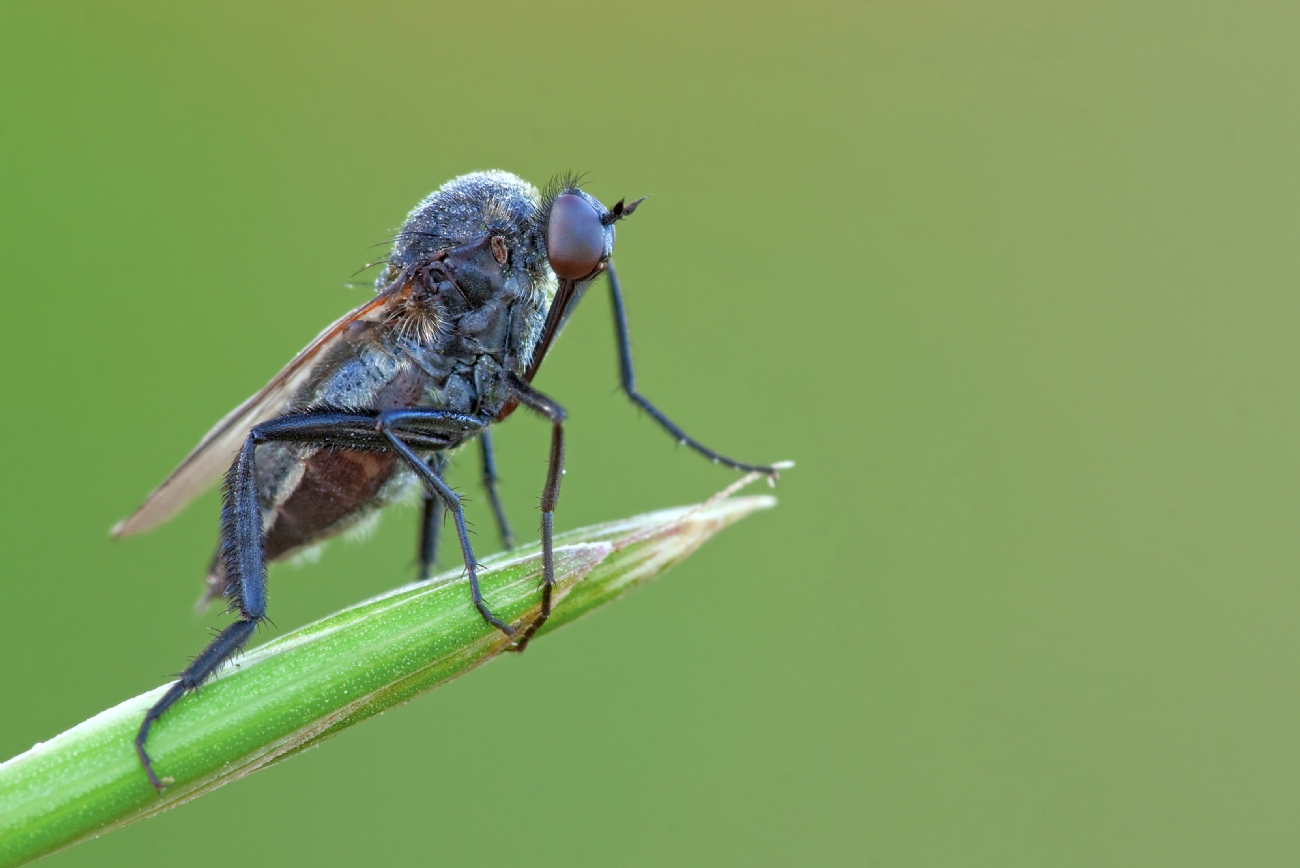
[[379, 410, 514, 635], [418, 452, 449, 580], [479, 430, 515, 552], [418, 433, 513, 581]]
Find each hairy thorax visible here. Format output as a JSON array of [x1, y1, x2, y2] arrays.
[[253, 310, 517, 564]]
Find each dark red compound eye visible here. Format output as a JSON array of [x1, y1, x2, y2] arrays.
[[546, 193, 605, 280]]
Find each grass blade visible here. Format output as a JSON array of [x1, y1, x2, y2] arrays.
[[0, 494, 774, 867]]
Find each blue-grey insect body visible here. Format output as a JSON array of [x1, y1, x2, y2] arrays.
[[114, 170, 782, 792]]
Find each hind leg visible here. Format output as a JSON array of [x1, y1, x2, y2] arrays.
[[137, 408, 492, 791], [136, 435, 266, 791]]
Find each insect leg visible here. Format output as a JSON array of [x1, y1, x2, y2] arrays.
[[479, 430, 515, 551], [256, 408, 503, 628], [378, 409, 514, 636], [502, 372, 566, 652], [137, 408, 485, 791], [606, 263, 781, 477], [135, 620, 258, 791], [418, 452, 449, 580], [136, 434, 267, 792]]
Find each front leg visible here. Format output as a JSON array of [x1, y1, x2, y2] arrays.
[[503, 371, 567, 652], [606, 263, 782, 477]]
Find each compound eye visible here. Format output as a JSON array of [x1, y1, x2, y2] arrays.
[[547, 193, 605, 280]]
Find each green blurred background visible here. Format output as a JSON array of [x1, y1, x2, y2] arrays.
[[3, 2, 1299, 864]]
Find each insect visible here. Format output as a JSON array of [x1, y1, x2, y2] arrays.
[[113, 170, 783, 791]]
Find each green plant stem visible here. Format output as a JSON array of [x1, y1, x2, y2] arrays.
[[0, 494, 774, 867]]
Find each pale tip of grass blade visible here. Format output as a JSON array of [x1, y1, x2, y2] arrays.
[[537, 490, 777, 637], [0, 493, 777, 867]]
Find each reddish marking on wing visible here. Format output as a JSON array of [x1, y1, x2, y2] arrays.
[[112, 287, 399, 537], [262, 450, 400, 562]]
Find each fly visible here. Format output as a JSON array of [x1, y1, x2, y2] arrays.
[[113, 171, 785, 791]]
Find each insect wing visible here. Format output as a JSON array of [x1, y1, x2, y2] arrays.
[[112, 289, 396, 537]]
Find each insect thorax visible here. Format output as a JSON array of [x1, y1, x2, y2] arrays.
[[383, 171, 558, 374]]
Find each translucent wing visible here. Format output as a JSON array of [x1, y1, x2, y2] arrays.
[[111, 289, 397, 537]]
